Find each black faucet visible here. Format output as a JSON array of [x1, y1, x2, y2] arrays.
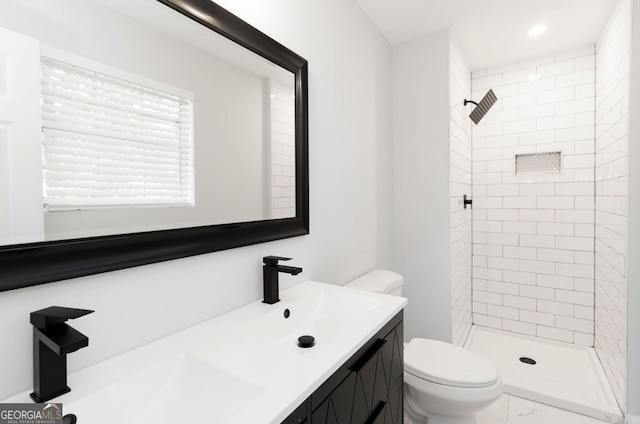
[[263, 256, 302, 304], [30, 306, 94, 403]]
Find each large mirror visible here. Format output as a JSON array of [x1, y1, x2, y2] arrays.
[[0, 0, 309, 291]]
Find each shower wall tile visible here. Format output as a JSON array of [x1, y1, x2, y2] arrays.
[[449, 36, 473, 347], [470, 46, 596, 347], [594, 0, 630, 411]]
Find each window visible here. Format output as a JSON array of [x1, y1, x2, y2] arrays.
[[41, 56, 194, 210]]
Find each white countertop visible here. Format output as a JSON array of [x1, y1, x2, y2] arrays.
[[4, 281, 406, 423]]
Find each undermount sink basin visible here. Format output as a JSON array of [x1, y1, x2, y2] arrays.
[[65, 354, 264, 424], [250, 283, 384, 345]]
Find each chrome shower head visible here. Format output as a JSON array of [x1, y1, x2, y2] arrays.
[[464, 89, 497, 124]]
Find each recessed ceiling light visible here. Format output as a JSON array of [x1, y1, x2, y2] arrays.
[[528, 24, 547, 38]]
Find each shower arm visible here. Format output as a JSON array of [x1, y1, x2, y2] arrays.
[[464, 99, 479, 106]]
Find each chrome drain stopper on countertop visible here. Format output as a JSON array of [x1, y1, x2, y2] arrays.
[[298, 335, 315, 348]]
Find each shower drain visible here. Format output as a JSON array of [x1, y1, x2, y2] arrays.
[[519, 357, 536, 365]]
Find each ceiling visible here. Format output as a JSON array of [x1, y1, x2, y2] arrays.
[[354, 0, 618, 70]]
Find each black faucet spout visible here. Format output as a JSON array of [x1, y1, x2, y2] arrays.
[[262, 256, 303, 304], [277, 265, 303, 275]]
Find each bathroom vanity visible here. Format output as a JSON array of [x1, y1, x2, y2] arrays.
[[283, 311, 403, 424], [2, 282, 406, 423]]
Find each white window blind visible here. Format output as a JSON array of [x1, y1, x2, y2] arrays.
[[41, 57, 194, 210]]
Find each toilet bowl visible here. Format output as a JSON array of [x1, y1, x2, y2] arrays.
[[345, 270, 503, 424]]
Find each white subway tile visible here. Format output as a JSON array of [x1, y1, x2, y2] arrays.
[[519, 234, 555, 248], [537, 273, 573, 290], [473, 220, 503, 233], [503, 197, 536, 209], [487, 208, 519, 221], [575, 305, 594, 320], [519, 183, 555, 196], [473, 255, 488, 267], [537, 325, 573, 343], [575, 196, 595, 210], [487, 184, 519, 196], [574, 332, 594, 346], [521, 309, 555, 326], [556, 316, 593, 333], [473, 243, 503, 257], [503, 119, 537, 134], [520, 104, 556, 120], [555, 236, 594, 251], [555, 98, 596, 115], [564, 153, 595, 169], [556, 263, 594, 279], [537, 114, 575, 131], [537, 196, 574, 209], [488, 304, 520, 320], [538, 299, 574, 317], [503, 270, 536, 285], [537, 222, 574, 236], [555, 182, 594, 196], [519, 131, 557, 147], [537, 248, 575, 264], [473, 290, 503, 305], [575, 54, 596, 71], [575, 251, 595, 265], [485, 134, 518, 149], [519, 209, 555, 222], [556, 210, 595, 224], [503, 221, 537, 234], [487, 280, 520, 295], [574, 277, 594, 292], [473, 301, 488, 315], [556, 289, 594, 306], [536, 87, 574, 104], [473, 73, 503, 90], [473, 313, 502, 329], [520, 283, 555, 300], [473, 123, 503, 138], [539, 59, 576, 77], [473, 278, 488, 291], [503, 246, 537, 260], [575, 224, 595, 237], [486, 233, 519, 246], [575, 112, 596, 127], [504, 294, 537, 310], [473, 266, 503, 281], [556, 69, 595, 88], [520, 259, 555, 275], [576, 83, 595, 99], [503, 319, 536, 335], [487, 256, 520, 271], [474, 196, 503, 209]]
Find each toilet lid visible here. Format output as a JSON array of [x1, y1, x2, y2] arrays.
[[404, 339, 499, 388]]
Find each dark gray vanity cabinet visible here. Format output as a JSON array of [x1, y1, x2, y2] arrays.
[[282, 311, 403, 424]]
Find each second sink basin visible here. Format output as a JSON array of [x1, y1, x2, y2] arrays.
[[65, 354, 263, 424]]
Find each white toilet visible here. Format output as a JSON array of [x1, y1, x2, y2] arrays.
[[346, 270, 503, 424]]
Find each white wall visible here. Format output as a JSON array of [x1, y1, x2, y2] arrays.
[[594, 0, 631, 412], [449, 37, 473, 347], [626, 0, 640, 418], [470, 47, 597, 346], [0, 0, 393, 400], [392, 30, 452, 342]]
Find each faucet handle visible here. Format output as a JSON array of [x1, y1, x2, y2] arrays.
[[263, 256, 292, 266], [30, 306, 94, 329]]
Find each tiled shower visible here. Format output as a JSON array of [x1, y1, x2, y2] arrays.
[[454, 0, 631, 414]]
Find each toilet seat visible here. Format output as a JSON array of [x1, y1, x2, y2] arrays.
[[404, 338, 499, 388]]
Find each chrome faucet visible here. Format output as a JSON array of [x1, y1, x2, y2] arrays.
[[262, 256, 302, 304], [30, 306, 94, 403]]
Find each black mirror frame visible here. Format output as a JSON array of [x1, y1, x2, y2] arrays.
[[0, 0, 309, 292]]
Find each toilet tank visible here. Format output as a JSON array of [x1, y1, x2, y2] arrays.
[[345, 270, 404, 296]]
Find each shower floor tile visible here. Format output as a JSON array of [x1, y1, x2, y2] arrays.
[[465, 326, 623, 423]]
